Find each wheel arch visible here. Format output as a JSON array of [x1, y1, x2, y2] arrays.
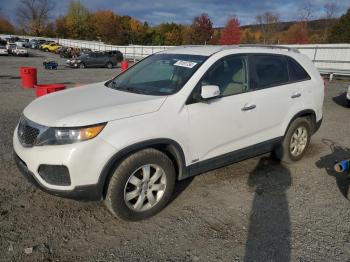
[[284, 109, 317, 136], [98, 138, 188, 199]]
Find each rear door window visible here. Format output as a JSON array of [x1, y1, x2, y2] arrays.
[[253, 55, 289, 89]]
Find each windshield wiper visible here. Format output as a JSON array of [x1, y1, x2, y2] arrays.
[[122, 86, 144, 94]]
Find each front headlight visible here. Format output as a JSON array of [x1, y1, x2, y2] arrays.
[[36, 123, 106, 146]]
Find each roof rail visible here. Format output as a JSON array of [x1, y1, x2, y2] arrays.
[[238, 44, 300, 53]]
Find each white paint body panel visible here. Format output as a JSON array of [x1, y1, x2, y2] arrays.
[[13, 46, 324, 192]]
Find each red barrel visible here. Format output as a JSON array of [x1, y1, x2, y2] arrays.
[[21, 67, 37, 88], [121, 60, 128, 72], [19, 66, 27, 78], [35, 84, 66, 97]]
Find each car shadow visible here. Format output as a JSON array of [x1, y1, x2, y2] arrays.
[[168, 177, 194, 205], [0, 75, 21, 80], [315, 139, 350, 199], [244, 156, 291, 262], [332, 92, 349, 108]]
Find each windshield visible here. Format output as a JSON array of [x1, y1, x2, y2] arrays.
[[107, 53, 207, 96]]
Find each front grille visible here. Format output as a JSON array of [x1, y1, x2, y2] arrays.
[[17, 117, 41, 147]]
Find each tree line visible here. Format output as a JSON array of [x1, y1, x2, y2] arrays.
[[0, 0, 349, 45]]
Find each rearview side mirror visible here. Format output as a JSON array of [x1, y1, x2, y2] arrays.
[[201, 85, 220, 100]]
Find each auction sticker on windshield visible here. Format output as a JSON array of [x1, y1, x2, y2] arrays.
[[174, 60, 198, 68]]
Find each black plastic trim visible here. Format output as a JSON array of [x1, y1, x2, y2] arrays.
[[188, 137, 283, 177], [314, 117, 323, 134], [14, 153, 101, 201], [285, 109, 317, 135], [97, 138, 188, 196]]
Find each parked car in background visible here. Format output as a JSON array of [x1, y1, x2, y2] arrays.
[[80, 48, 92, 55], [0, 38, 8, 46], [347, 86, 350, 107], [6, 43, 17, 54], [14, 45, 324, 221], [104, 50, 123, 63], [0, 46, 9, 55], [39, 41, 55, 50], [66, 51, 120, 69], [59, 47, 71, 58], [15, 41, 26, 48], [31, 39, 47, 49], [41, 42, 61, 52], [12, 46, 28, 56]]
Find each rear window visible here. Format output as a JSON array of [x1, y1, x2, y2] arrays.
[[254, 55, 289, 88], [287, 57, 310, 81]]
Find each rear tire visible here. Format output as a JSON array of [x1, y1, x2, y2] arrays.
[[105, 148, 176, 221], [273, 117, 311, 163], [79, 63, 85, 69], [106, 62, 113, 69]]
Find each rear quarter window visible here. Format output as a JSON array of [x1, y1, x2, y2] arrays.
[[287, 57, 311, 82]]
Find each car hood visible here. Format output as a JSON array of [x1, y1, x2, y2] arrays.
[[23, 82, 167, 127]]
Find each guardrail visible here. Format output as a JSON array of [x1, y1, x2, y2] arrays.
[[1, 34, 350, 77], [287, 44, 350, 78]]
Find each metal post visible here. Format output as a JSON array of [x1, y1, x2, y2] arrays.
[[313, 45, 318, 62], [133, 46, 136, 63]]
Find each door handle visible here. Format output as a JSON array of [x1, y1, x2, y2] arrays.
[[241, 104, 256, 111], [291, 93, 301, 98]]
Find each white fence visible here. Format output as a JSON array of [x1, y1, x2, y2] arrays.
[[58, 38, 172, 61], [1, 34, 350, 76], [287, 44, 350, 76]]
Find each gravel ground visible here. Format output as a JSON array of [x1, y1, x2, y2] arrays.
[[0, 49, 350, 262]]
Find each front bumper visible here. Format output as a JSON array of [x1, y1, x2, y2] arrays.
[[66, 61, 79, 68], [13, 126, 117, 201], [14, 153, 101, 201]]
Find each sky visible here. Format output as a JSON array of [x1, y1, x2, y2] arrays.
[[1, 0, 348, 27]]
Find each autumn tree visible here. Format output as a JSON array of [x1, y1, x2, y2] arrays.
[[92, 10, 125, 44], [65, 1, 94, 39], [256, 12, 280, 43], [181, 26, 194, 45], [164, 26, 183, 45], [129, 18, 147, 44], [16, 0, 54, 36], [0, 17, 15, 34], [190, 13, 213, 44], [282, 23, 309, 44], [240, 28, 257, 44], [322, 2, 338, 42], [208, 28, 220, 44], [55, 16, 69, 38], [328, 8, 350, 43], [219, 17, 241, 45]]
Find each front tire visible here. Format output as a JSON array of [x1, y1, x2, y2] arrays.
[[273, 117, 311, 163], [79, 63, 85, 69], [105, 148, 176, 221]]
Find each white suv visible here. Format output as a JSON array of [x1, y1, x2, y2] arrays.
[[13, 45, 324, 220]]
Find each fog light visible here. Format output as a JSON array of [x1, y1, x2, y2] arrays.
[[38, 165, 71, 186]]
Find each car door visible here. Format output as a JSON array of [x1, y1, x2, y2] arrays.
[[86, 53, 96, 67], [250, 54, 304, 142], [186, 55, 260, 163], [96, 53, 106, 67]]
